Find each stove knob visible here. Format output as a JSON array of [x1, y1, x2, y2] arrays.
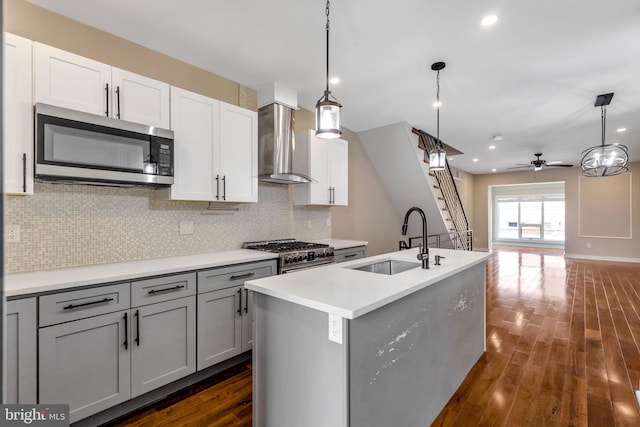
[[318, 252, 324, 258], [298, 255, 305, 262], [285, 256, 293, 263]]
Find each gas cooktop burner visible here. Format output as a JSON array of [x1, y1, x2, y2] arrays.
[[243, 239, 335, 273]]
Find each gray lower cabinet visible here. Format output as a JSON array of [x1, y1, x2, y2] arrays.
[[241, 288, 255, 352], [130, 296, 196, 397], [39, 310, 131, 423], [5, 298, 37, 404], [334, 245, 367, 263], [130, 272, 197, 397], [196, 260, 276, 370], [38, 273, 196, 423], [197, 286, 243, 369]]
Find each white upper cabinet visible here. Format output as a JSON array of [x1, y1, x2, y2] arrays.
[[158, 87, 257, 203], [33, 42, 111, 116], [219, 101, 258, 203], [161, 87, 220, 201], [294, 130, 348, 206], [328, 138, 349, 205], [4, 33, 33, 195], [111, 68, 170, 129], [33, 42, 170, 128]]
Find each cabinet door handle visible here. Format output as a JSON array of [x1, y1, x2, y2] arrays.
[[237, 288, 242, 316], [63, 297, 114, 311], [216, 175, 220, 200], [230, 272, 254, 281], [116, 86, 121, 119], [148, 284, 185, 295], [22, 153, 27, 193], [105, 83, 110, 116], [123, 312, 128, 350], [135, 309, 140, 346], [244, 289, 249, 314], [222, 175, 226, 201], [344, 253, 358, 259]]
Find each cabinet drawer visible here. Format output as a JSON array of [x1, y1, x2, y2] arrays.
[[131, 272, 196, 307], [198, 260, 276, 294], [335, 246, 367, 263], [39, 283, 130, 327]]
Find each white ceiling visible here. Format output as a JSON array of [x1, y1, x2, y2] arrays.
[[27, 0, 640, 174]]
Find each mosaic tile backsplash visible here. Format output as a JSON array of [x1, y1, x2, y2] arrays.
[[5, 182, 331, 273]]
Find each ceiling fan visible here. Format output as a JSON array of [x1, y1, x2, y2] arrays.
[[508, 153, 574, 172]]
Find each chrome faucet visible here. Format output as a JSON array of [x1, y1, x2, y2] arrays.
[[401, 206, 429, 269]]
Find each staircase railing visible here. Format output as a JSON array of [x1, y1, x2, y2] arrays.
[[399, 230, 473, 251], [412, 128, 471, 250]]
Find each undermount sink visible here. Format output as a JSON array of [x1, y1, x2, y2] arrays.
[[349, 259, 420, 275]]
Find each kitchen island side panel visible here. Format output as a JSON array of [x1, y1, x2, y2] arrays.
[[349, 263, 486, 427], [253, 294, 349, 427]]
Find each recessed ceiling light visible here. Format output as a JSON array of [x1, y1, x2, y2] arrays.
[[491, 168, 497, 172], [489, 145, 496, 150], [482, 15, 498, 27], [329, 77, 341, 85], [617, 127, 627, 133], [433, 101, 442, 108], [473, 158, 479, 162]]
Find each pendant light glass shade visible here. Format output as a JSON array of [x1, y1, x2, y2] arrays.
[[580, 95, 628, 177], [315, 94, 342, 139], [315, 0, 342, 139], [429, 145, 446, 170]]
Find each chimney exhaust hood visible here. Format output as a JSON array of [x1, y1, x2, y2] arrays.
[[257, 83, 313, 184]]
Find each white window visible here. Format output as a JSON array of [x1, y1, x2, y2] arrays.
[[495, 195, 565, 243]]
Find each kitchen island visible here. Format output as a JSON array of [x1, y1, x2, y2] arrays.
[[245, 247, 490, 427]]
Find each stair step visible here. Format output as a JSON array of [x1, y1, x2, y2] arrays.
[[433, 186, 440, 190], [442, 208, 448, 211], [437, 197, 444, 200]]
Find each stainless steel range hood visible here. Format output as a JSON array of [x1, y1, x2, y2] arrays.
[[258, 103, 313, 184]]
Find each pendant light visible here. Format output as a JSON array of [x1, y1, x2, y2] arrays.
[[315, 0, 342, 139], [580, 92, 628, 177], [429, 62, 446, 171]]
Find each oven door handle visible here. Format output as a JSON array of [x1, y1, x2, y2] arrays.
[[281, 262, 336, 274]]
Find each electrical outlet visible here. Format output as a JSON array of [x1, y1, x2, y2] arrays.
[[586, 242, 591, 249], [179, 221, 194, 235], [307, 220, 312, 230], [328, 313, 343, 344], [326, 217, 332, 227], [6, 224, 21, 243]]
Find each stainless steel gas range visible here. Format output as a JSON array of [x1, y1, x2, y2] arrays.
[[243, 239, 335, 274]]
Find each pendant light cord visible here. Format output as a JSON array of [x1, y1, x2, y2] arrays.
[[325, 0, 331, 95], [601, 105, 606, 147]]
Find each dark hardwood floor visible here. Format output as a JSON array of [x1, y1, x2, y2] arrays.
[[106, 246, 640, 426]]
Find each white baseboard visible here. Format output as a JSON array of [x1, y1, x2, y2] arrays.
[[564, 253, 640, 263]]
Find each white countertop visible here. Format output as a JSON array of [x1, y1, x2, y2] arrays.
[[311, 238, 368, 250], [245, 248, 490, 319], [5, 250, 277, 298]]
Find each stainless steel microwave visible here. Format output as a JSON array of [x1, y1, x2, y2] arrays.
[[34, 103, 174, 186]]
